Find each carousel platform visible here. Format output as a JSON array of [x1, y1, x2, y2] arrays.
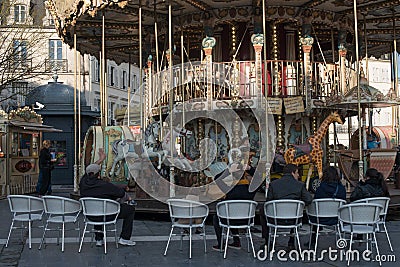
[[130, 182, 400, 216]]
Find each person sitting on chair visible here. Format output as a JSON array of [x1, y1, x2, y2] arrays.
[[79, 148, 136, 247], [259, 164, 312, 251], [212, 161, 256, 251]]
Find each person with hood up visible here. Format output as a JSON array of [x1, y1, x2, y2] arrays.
[[79, 148, 136, 247]]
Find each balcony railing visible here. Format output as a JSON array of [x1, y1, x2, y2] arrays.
[[147, 60, 357, 111], [7, 58, 33, 71], [44, 59, 68, 73]]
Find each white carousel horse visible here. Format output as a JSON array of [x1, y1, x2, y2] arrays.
[[145, 121, 168, 169], [109, 139, 140, 177], [145, 121, 196, 170]]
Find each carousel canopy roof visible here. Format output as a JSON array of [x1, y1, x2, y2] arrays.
[[45, 0, 400, 64], [327, 75, 400, 109]]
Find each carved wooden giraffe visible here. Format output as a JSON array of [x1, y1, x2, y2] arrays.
[[284, 111, 344, 178]]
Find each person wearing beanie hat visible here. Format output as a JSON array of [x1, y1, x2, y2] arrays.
[[79, 148, 136, 247]]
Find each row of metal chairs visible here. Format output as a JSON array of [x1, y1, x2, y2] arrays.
[[163, 197, 393, 265], [6, 195, 121, 254]]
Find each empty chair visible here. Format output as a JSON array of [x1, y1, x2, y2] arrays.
[[39, 196, 81, 252], [353, 197, 392, 252], [79, 197, 120, 254], [338, 203, 382, 266], [6, 195, 44, 249], [164, 199, 209, 259], [306, 198, 346, 252], [264, 200, 305, 254], [216, 200, 258, 259]]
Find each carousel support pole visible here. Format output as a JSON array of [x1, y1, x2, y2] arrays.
[[262, 0, 270, 197], [154, 1, 162, 135], [139, 1, 143, 140], [300, 36, 314, 115], [127, 54, 131, 127], [353, 0, 364, 180], [181, 24, 185, 154], [168, 1, 175, 197], [78, 50, 82, 186], [393, 10, 400, 144], [73, 33, 78, 192]]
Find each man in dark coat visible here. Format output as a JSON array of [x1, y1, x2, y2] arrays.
[[80, 149, 136, 247], [212, 163, 256, 251], [38, 140, 55, 196], [260, 164, 312, 249]]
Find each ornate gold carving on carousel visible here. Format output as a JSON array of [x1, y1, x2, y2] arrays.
[[251, 33, 263, 104], [231, 59, 240, 107], [105, 128, 122, 138], [202, 36, 215, 110], [9, 107, 42, 123], [300, 36, 314, 114]]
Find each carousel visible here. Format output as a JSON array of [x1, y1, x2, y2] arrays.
[[45, 0, 400, 207]]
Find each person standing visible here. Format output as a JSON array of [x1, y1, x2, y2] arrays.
[[38, 140, 55, 196], [79, 148, 136, 247]]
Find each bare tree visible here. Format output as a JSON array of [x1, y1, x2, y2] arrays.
[[0, 0, 54, 110]]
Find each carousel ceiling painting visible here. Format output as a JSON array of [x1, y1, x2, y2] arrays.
[[45, 0, 400, 65]]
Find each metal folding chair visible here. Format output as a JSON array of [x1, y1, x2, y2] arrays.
[[6, 195, 44, 249], [79, 197, 120, 254], [216, 200, 258, 259], [164, 199, 209, 259], [39, 196, 81, 251]]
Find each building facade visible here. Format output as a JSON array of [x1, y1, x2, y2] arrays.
[[0, 0, 140, 124]]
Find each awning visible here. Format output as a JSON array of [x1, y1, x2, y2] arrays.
[[8, 121, 63, 132]]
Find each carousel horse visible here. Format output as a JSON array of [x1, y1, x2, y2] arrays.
[[145, 121, 168, 169], [109, 139, 140, 177], [284, 111, 344, 179], [145, 121, 194, 170]]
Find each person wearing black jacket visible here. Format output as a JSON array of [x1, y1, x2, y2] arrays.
[[350, 168, 390, 202], [307, 166, 346, 246], [79, 148, 136, 247], [212, 163, 256, 251], [38, 140, 55, 196], [260, 164, 313, 250]]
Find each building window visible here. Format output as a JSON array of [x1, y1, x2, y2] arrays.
[[94, 59, 100, 82], [13, 40, 27, 67], [14, 5, 26, 23], [49, 40, 62, 60], [122, 70, 127, 89], [110, 66, 115, 86]]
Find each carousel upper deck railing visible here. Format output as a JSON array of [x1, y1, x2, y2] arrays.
[[147, 59, 354, 113]]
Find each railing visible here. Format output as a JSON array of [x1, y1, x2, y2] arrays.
[[7, 58, 33, 71], [45, 59, 68, 72], [147, 60, 356, 113]]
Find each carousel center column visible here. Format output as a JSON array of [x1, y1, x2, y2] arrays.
[[300, 36, 314, 115], [338, 46, 347, 95]]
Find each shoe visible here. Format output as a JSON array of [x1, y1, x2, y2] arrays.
[[118, 238, 136, 246], [96, 240, 104, 247], [228, 242, 241, 250], [212, 244, 223, 252]]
